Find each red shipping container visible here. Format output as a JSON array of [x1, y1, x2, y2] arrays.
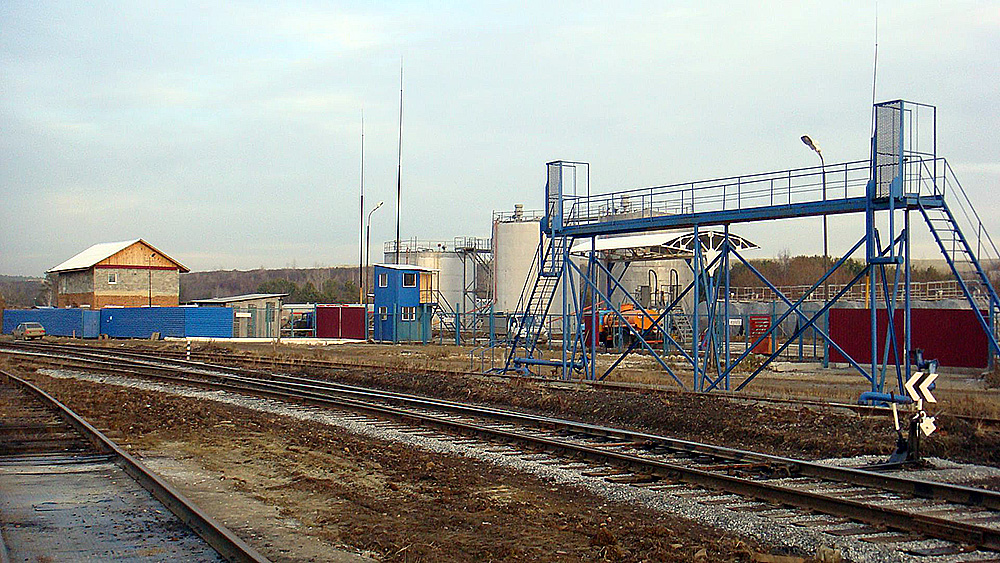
[[316, 305, 365, 340], [828, 308, 989, 369]]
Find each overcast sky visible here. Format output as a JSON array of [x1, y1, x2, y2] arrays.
[[2, 1, 998, 276]]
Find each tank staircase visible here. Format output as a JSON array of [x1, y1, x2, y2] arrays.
[[668, 309, 693, 351], [500, 235, 574, 374], [918, 198, 1000, 354]]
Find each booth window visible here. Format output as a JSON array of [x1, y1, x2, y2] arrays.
[[402, 273, 417, 287], [378, 273, 388, 287], [401, 306, 416, 321]]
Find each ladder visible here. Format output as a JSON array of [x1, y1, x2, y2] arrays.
[[502, 235, 572, 372], [918, 201, 1000, 355], [670, 310, 693, 349]]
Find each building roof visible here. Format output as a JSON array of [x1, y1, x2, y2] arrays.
[[47, 239, 190, 274], [374, 263, 438, 272], [189, 293, 288, 304]]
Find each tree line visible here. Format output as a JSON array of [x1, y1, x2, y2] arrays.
[[255, 278, 361, 304]]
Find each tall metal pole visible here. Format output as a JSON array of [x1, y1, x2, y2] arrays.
[[365, 201, 383, 342], [359, 109, 365, 304], [394, 59, 403, 265]]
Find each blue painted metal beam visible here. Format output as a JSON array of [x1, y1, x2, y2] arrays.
[[554, 195, 945, 238]]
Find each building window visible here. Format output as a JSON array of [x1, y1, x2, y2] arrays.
[[378, 306, 388, 320], [401, 306, 416, 321], [107, 273, 118, 285], [378, 273, 388, 287], [402, 273, 417, 287]]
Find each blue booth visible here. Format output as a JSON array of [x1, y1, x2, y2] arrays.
[[372, 264, 436, 343]]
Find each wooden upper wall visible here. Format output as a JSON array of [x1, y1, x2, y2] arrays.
[[97, 241, 182, 269]]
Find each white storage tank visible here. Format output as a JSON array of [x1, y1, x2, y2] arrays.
[[492, 205, 580, 336]]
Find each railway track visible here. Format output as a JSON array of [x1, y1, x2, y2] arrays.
[[11, 340, 1000, 428], [0, 367, 269, 563], [5, 342, 1000, 560]]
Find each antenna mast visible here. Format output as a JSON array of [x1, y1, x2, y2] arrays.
[[394, 59, 403, 265]]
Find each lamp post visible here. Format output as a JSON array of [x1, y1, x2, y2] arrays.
[[364, 201, 384, 309], [801, 135, 828, 299], [147, 252, 156, 307], [358, 109, 365, 304]]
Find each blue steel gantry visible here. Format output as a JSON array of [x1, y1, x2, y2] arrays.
[[500, 100, 1000, 402]]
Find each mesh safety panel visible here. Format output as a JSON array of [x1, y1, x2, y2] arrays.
[[546, 162, 562, 230], [874, 102, 902, 198]]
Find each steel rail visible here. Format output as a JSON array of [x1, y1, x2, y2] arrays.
[[0, 369, 271, 563], [0, 341, 912, 418], [8, 344, 1000, 510], [79, 342, 1000, 426], [9, 347, 1000, 551], [8, 340, 1000, 435]]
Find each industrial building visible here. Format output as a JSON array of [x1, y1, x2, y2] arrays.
[[47, 239, 188, 308]]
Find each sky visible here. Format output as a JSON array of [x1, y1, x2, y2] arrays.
[[2, 1, 998, 276]]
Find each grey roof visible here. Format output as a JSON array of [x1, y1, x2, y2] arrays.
[[189, 293, 288, 304]]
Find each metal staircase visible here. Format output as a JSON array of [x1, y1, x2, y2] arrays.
[[669, 310, 693, 349], [919, 199, 1000, 355], [502, 235, 572, 371]]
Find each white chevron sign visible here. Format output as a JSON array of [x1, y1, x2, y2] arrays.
[[904, 371, 938, 403]]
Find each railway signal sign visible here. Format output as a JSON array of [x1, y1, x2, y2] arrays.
[[904, 371, 938, 404]]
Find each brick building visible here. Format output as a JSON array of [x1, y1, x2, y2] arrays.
[[47, 239, 189, 308]]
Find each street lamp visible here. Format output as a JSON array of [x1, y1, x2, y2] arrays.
[[364, 201, 384, 309], [801, 135, 828, 298]]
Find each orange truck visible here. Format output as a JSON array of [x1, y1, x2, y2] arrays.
[[581, 303, 662, 348]]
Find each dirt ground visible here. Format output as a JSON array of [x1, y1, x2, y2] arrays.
[[141, 342, 1000, 467], [25, 338, 1000, 466], [14, 368, 778, 563]]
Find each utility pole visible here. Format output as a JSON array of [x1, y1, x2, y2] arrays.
[[359, 108, 365, 303], [148, 252, 156, 306], [394, 58, 403, 265]]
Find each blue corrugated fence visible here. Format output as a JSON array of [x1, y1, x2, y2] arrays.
[[2, 309, 100, 338], [3, 307, 233, 339]]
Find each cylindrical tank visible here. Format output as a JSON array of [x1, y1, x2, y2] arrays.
[[492, 206, 580, 337], [492, 219, 539, 314]]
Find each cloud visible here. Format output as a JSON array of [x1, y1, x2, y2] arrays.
[[2, 1, 999, 275]]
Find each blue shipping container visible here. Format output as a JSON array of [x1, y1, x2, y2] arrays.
[[101, 307, 186, 338], [2, 309, 100, 338], [184, 307, 233, 338]]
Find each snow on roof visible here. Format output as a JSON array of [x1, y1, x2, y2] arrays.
[[47, 239, 189, 273]]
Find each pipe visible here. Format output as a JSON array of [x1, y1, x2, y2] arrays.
[[858, 391, 912, 406]]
